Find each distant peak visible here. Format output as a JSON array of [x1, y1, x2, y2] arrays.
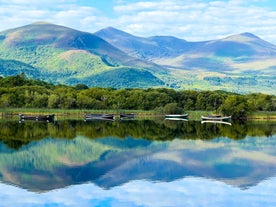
[[239, 32, 260, 39], [104, 26, 117, 30], [100, 27, 127, 34], [32, 21, 52, 25], [95, 27, 137, 38], [223, 32, 261, 42]]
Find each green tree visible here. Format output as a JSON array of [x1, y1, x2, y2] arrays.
[[163, 103, 183, 114], [219, 95, 250, 119]]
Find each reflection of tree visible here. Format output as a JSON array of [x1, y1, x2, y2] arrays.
[[0, 120, 275, 149]]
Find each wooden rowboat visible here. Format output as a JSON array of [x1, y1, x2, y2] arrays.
[[19, 114, 55, 122], [84, 114, 115, 121], [119, 113, 135, 119], [165, 114, 189, 120], [201, 115, 231, 121]]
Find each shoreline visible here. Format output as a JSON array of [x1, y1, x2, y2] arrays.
[[1, 108, 276, 121]]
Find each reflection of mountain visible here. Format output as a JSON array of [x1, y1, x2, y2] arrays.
[[0, 134, 275, 192]]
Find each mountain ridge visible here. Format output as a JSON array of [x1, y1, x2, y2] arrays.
[[0, 22, 275, 93], [0, 22, 165, 87]]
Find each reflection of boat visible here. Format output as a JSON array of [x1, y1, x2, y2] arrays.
[[201, 120, 232, 126], [19, 114, 55, 122], [84, 114, 115, 121], [165, 117, 188, 121], [201, 115, 231, 121], [120, 113, 135, 119], [165, 114, 189, 120]]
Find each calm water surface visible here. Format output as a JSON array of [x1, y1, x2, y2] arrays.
[[0, 119, 275, 207]]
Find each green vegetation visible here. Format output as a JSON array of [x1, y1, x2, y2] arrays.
[[0, 22, 165, 88], [0, 75, 275, 119]]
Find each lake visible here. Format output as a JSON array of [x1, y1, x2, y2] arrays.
[[0, 119, 275, 207]]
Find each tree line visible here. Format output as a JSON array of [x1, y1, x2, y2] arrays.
[[0, 74, 275, 118]]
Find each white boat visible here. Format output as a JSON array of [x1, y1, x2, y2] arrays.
[[201, 115, 231, 121], [165, 114, 189, 120]]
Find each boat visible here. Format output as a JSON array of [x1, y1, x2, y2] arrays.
[[201, 115, 231, 121], [84, 113, 115, 121], [165, 114, 189, 120], [19, 114, 55, 122], [119, 113, 135, 119]]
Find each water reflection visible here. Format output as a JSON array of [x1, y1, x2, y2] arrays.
[[1, 177, 276, 207], [0, 120, 275, 149], [0, 119, 275, 195]]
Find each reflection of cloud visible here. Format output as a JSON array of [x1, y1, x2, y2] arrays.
[[1, 176, 276, 207]]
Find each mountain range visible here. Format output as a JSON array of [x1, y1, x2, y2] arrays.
[[0, 22, 275, 94]]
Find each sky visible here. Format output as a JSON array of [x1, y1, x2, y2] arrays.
[[0, 0, 276, 44]]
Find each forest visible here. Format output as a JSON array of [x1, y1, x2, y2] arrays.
[[0, 74, 275, 118]]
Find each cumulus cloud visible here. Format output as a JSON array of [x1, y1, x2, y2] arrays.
[[112, 0, 276, 43], [0, 0, 275, 44]]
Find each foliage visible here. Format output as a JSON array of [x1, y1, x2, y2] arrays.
[[163, 103, 183, 114], [219, 95, 249, 118], [0, 75, 275, 118]]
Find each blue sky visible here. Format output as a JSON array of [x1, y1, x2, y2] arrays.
[[0, 0, 276, 44]]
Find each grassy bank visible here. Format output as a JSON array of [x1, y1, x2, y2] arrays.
[[248, 111, 276, 120], [0, 108, 158, 120], [1, 108, 276, 120]]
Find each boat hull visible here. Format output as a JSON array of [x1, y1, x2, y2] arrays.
[[19, 114, 55, 122], [201, 115, 231, 121], [120, 113, 135, 119], [165, 114, 189, 120], [84, 114, 115, 121]]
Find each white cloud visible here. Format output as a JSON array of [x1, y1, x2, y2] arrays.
[[0, 0, 275, 44], [111, 0, 276, 43]]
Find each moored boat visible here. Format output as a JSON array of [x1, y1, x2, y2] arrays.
[[119, 113, 135, 119], [84, 113, 115, 121], [165, 114, 189, 120], [19, 114, 55, 122], [201, 115, 231, 121]]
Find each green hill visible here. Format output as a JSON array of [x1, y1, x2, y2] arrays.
[[0, 58, 41, 78], [0, 22, 164, 87], [81, 67, 165, 88]]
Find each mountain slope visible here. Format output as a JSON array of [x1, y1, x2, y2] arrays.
[[95, 28, 276, 94], [95, 28, 276, 69], [0, 22, 165, 87], [0, 58, 41, 78], [95, 27, 196, 60], [0, 23, 275, 93]]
